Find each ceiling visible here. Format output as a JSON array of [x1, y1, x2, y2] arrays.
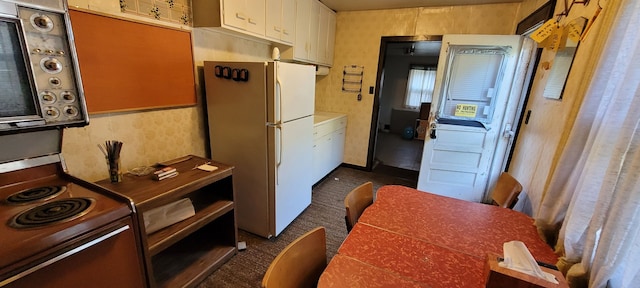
[[320, 0, 522, 11]]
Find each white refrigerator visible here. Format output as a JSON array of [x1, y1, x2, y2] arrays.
[[203, 61, 315, 238]]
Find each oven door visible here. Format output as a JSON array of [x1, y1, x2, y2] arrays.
[[1, 217, 146, 288]]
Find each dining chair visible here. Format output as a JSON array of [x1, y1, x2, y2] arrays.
[[344, 181, 374, 232], [261, 226, 327, 288], [490, 172, 522, 209]]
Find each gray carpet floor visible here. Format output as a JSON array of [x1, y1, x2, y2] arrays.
[[195, 165, 417, 287]]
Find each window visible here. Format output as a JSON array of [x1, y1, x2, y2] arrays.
[[404, 66, 436, 109]]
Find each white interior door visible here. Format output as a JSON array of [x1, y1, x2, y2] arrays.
[[417, 34, 533, 203]]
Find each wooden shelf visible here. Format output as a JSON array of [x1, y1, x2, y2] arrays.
[[152, 216, 237, 288], [96, 155, 237, 288], [147, 200, 234, 255]]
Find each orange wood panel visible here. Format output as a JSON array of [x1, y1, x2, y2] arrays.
[[69, 9, 196, 114]]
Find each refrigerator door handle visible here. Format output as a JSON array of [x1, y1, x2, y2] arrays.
[[267, 123, 283, 185], [275, 124, 282, 185], [276, 125, 283, 167], [276, 74, 283, 124]]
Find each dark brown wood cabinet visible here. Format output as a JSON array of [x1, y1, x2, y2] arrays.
[[97, 155, 237, 288]]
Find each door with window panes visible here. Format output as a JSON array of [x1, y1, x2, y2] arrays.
[[417, 35, 535, 203]]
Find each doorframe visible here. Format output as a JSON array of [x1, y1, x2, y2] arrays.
[[365, 35, 443, 171], [504, 0, 556, 171]]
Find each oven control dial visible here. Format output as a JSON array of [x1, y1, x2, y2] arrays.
[[30, 14, 54, 32], [40, 57, 62, 74], [41, 91, 57, 104], [44, 107, 60, 119], [63, 106, 79, 117], [60, 91, 76, 103]]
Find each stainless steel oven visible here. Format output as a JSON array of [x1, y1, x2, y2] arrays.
[[0, 0, 87, 135]]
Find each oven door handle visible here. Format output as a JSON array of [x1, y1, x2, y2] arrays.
[[0, 224, 131, 286]]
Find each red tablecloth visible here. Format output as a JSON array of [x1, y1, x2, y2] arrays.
[[318, 185, 559, 287]]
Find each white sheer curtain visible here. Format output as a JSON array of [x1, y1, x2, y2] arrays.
[[534, 0, 640, 286], [404, 68, 436, 108]]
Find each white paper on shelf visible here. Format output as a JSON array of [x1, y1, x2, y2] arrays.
[[499, 240, 559, 284], [143, 198, 195, 234]]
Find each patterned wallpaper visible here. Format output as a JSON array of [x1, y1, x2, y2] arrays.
[[62, 0, 271, 182], [120, 0, 191, 24], [315, 3, 521, 167]]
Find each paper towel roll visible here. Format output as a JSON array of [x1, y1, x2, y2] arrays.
[[316, 66, 330, 76]]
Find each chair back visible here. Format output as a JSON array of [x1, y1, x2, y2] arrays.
[[344, 182, 374, 232], [261, 227, 327, 288], [491, 172, 522, 209]]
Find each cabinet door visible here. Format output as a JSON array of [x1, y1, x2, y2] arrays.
[[294, 0, 311, 60], [222, 0, 247, 30], [281, 0, 295, 43], [326, 10, 336, 66], [245, 0, 266, 35], [266, 0, 295, 44], [330, 127, 346, 168], [312, 139, 324, 184], [265, 0, 282, 40], [308, 0, 320, 62], [317, 5, 329, 64], [316, 133, 333, 181]]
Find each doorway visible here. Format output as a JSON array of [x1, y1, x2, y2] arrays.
[[367, 36, 442, 183]]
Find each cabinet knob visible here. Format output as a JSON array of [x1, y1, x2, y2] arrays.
[[235, 13, 246, 20]]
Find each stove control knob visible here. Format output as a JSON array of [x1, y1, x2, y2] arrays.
[[41, 91, 56, 104], [31, 14, 54, 32], [57, 50, 65, 56], [61, 91, 75, 102], [33, 48, 42, 53], [40, 57, 62, 74], [63, 106, 79, 117], [44, 107, 60, 118]]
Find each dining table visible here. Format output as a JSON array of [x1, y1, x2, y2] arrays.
[[318, 185, 563, 288]]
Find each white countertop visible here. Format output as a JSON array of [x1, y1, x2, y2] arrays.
[[314, 111, 346, 125]]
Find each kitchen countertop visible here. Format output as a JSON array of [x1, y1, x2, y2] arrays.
[[314, 111, 346, 125]]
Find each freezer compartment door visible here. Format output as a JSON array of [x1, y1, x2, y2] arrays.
[[267, 62, 316, 124], [268, 116, 313, 236]]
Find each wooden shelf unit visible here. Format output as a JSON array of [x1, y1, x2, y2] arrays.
[[97, 155, 237, 288]]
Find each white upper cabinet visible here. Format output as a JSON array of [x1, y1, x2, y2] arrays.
[[192, 0, 335, 66], [308, 0, 320, 62], [244, 0, 266, 35], [266, 0, 295, 44], [285, 0, 335, 66], [221, 0, 265, 36], [293, 0, 311, 60], [193, 0, 266, 38], [316, 4, 335, 65], [220, 0, 245, 30], [325, 7, 336, 65]]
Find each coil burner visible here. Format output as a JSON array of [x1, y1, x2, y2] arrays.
[[5, 186, 67, 205], [10, 198, 95, 229]]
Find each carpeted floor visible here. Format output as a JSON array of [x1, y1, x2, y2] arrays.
[[195, 166, 417, 287]]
